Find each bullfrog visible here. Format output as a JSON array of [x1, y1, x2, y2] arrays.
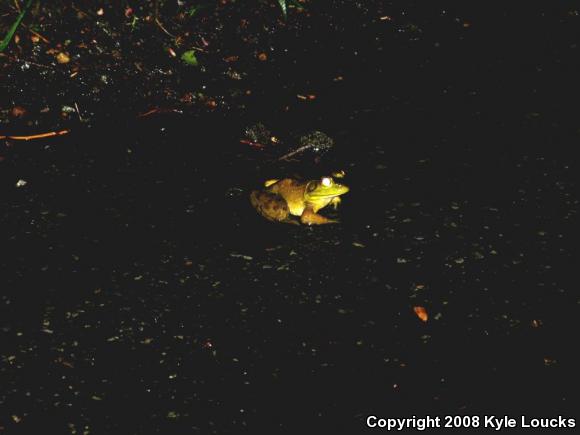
[[250, 176, 349, 225]]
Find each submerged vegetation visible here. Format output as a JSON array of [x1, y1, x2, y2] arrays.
[[0, 0, 33, 52]]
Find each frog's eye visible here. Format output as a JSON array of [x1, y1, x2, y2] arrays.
[[321, 177, 332, 187]]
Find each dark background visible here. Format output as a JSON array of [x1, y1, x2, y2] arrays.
[[1, 1, 578, 433]]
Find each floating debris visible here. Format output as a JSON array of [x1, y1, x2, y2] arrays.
[[230, 253, 253, 261], [413, 306, 429, 322]]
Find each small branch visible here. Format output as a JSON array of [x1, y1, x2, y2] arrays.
[[240, 139, 265, 149], [1, 129, 70, 141], [74, 102, 83, 122], [278, 145, 310, 161], [137, 107, 182, 118], [22, 60, 53, 69], [155, 18, 176, 38], [27, 27, 50, 43]]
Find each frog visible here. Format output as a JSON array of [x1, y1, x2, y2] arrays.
[[250, 176, 349, 225]]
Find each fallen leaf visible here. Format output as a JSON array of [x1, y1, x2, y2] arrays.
[[181, 50, 199, 66], [56, 52, 70, 64], [413, 306, 428, 322], [11, 106, 26, 117]]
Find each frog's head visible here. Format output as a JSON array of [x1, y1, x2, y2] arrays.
[[304, 176, 349, 201]]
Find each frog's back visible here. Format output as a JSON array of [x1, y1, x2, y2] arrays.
[[250, 190, 291, 222]]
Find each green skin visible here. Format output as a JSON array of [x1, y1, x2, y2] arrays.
[[250, 177, 349, 225]]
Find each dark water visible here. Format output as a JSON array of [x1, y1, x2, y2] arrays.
[[1, 2, 579, 434]]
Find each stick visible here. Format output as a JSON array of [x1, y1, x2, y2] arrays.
[[278, 145, 310, 161], [27, 27, 50, 43], [1, 129, 70, 141]]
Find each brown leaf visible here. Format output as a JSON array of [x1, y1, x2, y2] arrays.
[[11, 106, 27, 118], [56, 52, 70, 64], [413, 306, 428, 322]]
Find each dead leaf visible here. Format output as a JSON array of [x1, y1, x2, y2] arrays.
[[56, 52, 70, 64], [413, 306, 428, 322], [11, 106, 26, 117]]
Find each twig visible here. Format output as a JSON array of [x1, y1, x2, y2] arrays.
[[1, 129, 70, 141], [27, 27, 50, 43], [240, 139, 265, 149], [23, 60, 53, 69], [152, 0, 176, 39], [278, 145, 311, 161], [137, 107, 182, 118], [74, 102, 83, 122], [155, 18, 176, 38], [0, 0, 33, 52], [138, 108, 160, 118]]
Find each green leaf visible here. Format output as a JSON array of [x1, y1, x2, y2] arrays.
[[0, 0, 34, 53], [287, 0, 304, 10], [277, 0, 287, 18], [181, 50, 199, 66]]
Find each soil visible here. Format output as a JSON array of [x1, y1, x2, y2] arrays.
[[1, 1, 579, 434]]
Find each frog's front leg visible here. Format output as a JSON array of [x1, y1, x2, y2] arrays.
[[300, 207, 338, 225], [329, 196, 341, 210], [250, 190, 299, 224]]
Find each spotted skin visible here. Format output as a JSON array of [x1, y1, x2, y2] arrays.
[[250, 177, 348, 225], [250, 190, 299, 225]]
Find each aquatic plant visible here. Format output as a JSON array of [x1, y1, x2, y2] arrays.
[[0, 0, 34, 52], [277, 0, 304, 17], [277, 0, 287, 17]]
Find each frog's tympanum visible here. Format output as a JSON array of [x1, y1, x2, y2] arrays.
[[250, 176, 349, 225]]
